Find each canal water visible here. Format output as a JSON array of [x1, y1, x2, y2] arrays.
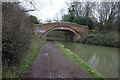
[[61, 41, 118, 78]]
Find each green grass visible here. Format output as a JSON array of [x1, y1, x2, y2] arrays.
[[3, 36, 45, 78], [56, 42, 105, 79]]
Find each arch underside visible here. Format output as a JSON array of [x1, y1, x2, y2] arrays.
[[41, 27, 81, 41]]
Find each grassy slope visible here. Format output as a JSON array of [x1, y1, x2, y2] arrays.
[[56, 42, 105, 79], [3, 36, 45, 78]]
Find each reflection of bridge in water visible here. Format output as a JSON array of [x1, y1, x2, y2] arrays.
[[34, 22, 89, 41]]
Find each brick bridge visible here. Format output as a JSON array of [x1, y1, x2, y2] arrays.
[[34, 22, 88, 41]]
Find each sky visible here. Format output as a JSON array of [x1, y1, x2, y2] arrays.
[[19, 0, 119, 23], [19, 0, 71, 23]]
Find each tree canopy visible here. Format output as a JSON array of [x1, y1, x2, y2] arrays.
[[29, 15, 40, 24]]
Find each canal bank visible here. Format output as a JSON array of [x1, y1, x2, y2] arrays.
[[60, 41, 118, 78], [56, 42, 105, 78]]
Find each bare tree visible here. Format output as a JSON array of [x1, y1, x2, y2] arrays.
[[95, 2, 119, 32]]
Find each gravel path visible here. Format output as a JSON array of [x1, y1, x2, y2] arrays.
[[22, 42, 91, 78]]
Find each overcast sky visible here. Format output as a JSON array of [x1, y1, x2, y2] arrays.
[[19, 0, 119, 23], [19, 0, 71, 22]]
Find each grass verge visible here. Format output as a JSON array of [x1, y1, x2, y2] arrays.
[[3, 36, 45, 78], [56, 42, 105, 79]]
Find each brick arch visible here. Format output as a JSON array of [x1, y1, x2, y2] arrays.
[[41, 26, 81, 41], [34, 22, 89, 41]]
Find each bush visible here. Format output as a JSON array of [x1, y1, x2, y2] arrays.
[[29, 15, 40, 24], [79, 32, 119, 47], [2, 3, 34, 67], [63, 15, 94, 30], [73, 16, 94, 29], [62, 14, 74, 22]]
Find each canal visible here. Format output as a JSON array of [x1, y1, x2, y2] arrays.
[[61, 41, 118, 78]]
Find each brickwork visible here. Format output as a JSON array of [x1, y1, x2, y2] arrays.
[[34, 22, 89, 40]]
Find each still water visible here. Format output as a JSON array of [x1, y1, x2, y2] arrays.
[[61, 42, 118, 78]]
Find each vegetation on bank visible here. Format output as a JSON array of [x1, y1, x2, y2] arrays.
[[57, 42, 105, 79], [2, 2, 44, 78], [3, 37, 45, 78], [2, 2, 33, 67], [78, 31, 119, 48], [2, 3, 41, 67]]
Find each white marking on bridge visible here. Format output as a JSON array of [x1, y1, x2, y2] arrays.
[[36, 29, 45, 33], [61, 27, 63, 29]]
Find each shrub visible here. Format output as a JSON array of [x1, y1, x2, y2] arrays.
[[2, 3, 34, 67], [62, 15, 94, 30], [73, 16, 94, 29], [29, 15, 40, 24], [62, 14, 74, 22], [79, 32, 119, 47]]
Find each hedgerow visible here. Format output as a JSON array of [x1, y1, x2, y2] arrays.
[[2, 2, 34, 67]]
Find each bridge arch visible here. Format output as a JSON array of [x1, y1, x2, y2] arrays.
[[41, 26, 81, 41], [34, 22, 89, 41]]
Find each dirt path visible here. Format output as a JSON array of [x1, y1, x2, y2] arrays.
[[22, 42, 91, 78]]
